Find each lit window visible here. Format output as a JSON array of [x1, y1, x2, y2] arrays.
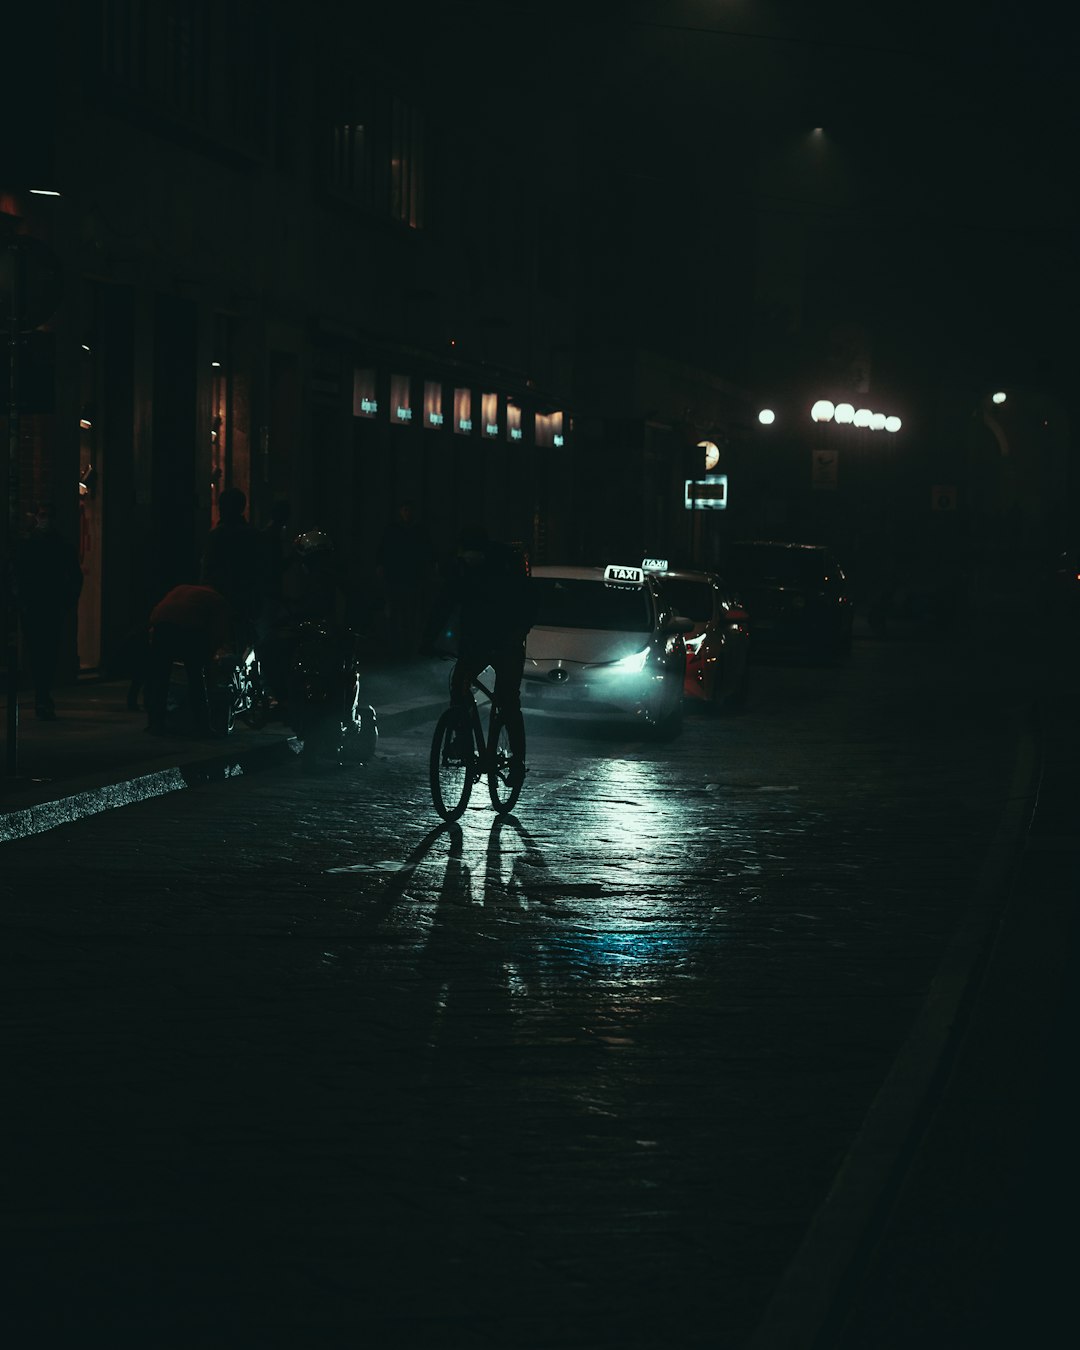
[[390, 374, 413, 424], [481, 392, 499, 439], [454, 388, 473, 435], [535, 410, 564, 448], [423, 381, 444, 430], [506, 401, 523, 443], [353, 368, 378, 418]]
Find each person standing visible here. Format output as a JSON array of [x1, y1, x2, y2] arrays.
[[376, 500, 435, 656], [200, 486, 264, 645], [259, 498, 293, 636], [13, 502, 84, 720]]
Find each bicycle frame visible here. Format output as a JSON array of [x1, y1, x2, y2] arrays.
[[468, 674, 498, 770], [429, 669, 524, 821]]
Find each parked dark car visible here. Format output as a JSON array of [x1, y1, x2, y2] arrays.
[[724, 540, 853, 661]]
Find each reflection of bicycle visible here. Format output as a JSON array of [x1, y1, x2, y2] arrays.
[[429, 670, 525, 821]]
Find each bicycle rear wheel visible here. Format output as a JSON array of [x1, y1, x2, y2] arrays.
[[430, 708, 474, 821], [487, 710, 524, 814]]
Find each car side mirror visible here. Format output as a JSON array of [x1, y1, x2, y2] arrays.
[[666, 615, 695, 634]]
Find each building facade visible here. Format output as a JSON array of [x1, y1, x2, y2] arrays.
[[2, 1, 579, 676]]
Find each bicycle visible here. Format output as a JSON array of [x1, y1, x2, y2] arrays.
[[429, 670, 526, 821]]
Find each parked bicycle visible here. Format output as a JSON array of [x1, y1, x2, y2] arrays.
[[429, 669, 525, 821]]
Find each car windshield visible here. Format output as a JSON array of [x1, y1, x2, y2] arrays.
[[729, 546, 826, 586], [532, 578, 653, 632]]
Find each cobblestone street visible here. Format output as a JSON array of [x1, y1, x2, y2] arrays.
[[2, 630, 1041, 1348]]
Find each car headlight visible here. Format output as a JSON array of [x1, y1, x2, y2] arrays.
[[608, 647, 650, 674]]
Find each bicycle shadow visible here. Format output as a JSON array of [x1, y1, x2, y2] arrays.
[[351, 810, 555, 917], [411, 813, 555, 910]]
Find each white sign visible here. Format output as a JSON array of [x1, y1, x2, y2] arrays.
[[604, 564, 644, 585], [642, 558, 668, 572], [684, 476, 728, 510]]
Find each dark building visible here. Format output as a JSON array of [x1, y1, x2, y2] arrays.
[[2, 1, 580, 677]]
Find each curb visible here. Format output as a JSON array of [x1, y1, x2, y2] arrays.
[[1, 699, 443, 844]]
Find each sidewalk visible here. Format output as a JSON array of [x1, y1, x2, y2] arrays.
[[0, 658, 447, 843]]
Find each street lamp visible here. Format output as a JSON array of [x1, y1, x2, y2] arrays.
[[758, 409, 775, 425], [834, 402, 855, 424]]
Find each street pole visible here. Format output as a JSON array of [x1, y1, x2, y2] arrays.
[[5, 240, 22, 778]]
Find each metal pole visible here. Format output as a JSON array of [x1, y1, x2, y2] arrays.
[[5, 241, 22, 777]]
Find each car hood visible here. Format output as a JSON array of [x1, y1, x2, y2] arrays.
[[526, 627, 650, 664]]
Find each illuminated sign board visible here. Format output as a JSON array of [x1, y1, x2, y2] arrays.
[[604, 564, 644, 585], [684, 475, 728, 510], [642, 558, 668, 572]]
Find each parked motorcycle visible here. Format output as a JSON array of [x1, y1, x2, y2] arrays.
[[207, 623, 377, 769], [287, 619, 378, 769]]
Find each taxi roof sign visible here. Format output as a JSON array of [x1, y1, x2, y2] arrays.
[[642, 557, 668, 572], [604, 564, 644, 585]]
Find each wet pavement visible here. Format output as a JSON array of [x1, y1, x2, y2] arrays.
[[2, 625, 1078, 1348]]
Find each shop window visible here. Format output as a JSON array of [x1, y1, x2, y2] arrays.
[[506, 401, 523, 443], [390, 373, 413, 424], [535, 410, 565, 448], [353, 367, 378, 418], [454, 388, 473, 435], [481, 392, 499, 440], [423, 381, 444, 429]]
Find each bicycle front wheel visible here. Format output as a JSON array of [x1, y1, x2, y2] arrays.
[[430, 709, 474, 821], [487, 710, 524, 814]]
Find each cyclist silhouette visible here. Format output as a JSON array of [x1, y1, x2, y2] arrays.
[[432, 525, 536, 784]]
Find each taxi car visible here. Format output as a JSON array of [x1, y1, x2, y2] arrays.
[[643, 562, 750, 709], [522, 564, 693, 737]]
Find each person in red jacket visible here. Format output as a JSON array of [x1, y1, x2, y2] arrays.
[[144, 584, 232, 736]]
